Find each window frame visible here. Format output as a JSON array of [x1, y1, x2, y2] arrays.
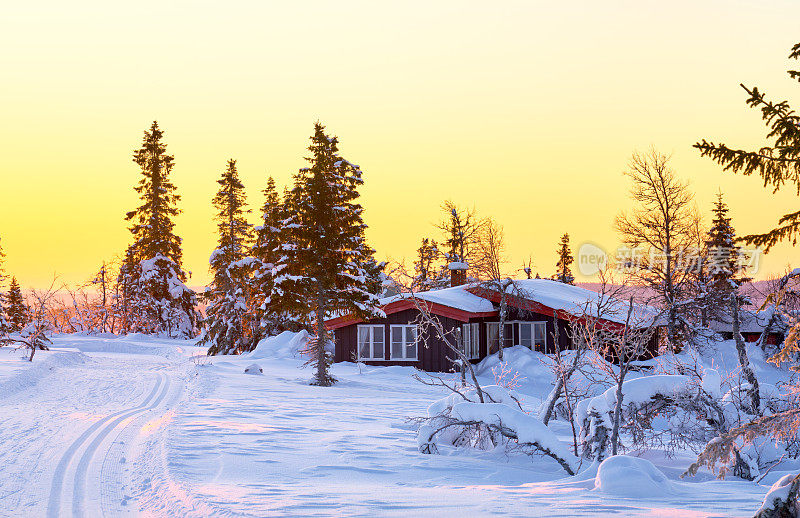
[[486, 322, 514, 352], [462, 322, 480, 360], [516, 321, 548, 351], [389, 324, 419, 361], [356, 324, 385, 361]]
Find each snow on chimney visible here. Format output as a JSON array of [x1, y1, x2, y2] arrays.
[[449, 261, 468, 287]]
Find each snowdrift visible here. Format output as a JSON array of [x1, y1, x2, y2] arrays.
[[0, 349, 89, 397], [247, 331, 310, 360], [593, 455, 673, 496]]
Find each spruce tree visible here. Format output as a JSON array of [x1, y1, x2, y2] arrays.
[[0, 239, 9, 340], [202, 160, 254, 355], [553, 233, 575, 284], [414, 238, 442, 291], [695, 42, 800, 251], [280, 122, 384, 386], [6, 277, 27, 332], [120, 121, 198, 337], [251, 176, 292, 339], [702, 193, 749, 321]]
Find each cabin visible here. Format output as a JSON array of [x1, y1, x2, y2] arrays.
[[325, 278, 661, 372], [709, 309, 787, 346]]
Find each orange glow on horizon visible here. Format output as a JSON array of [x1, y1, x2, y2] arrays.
[[3, 1, 800, 290]]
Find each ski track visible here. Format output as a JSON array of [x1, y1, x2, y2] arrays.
[[0, 335, 779, 517], [70, 373, 172, 518], [45, 371, 169, 518]]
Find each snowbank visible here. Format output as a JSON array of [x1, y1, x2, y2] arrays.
[[593, 455, 673, 497], [247, 331, 310, 360], [755, 473, 800, 517], [476, 345, 552, 379], [0, 350, 89, 397]]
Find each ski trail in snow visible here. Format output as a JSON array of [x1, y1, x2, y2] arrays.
[[99, 373, 184, 517], [71, 373, 172, 518], [45, 372, 166, 518]]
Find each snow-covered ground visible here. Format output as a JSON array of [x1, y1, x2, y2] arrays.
[[0, 334, 784, 517]]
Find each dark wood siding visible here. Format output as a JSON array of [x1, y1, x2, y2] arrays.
[[334, 309, 463, 372], [334, 306, 582, 372]]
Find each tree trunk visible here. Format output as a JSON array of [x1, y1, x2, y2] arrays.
[[541, 314, 564, 426], [541, 376, 564, 426], [314, 289, 332, 386], [610, 371, 625, 456], [456, 327, 467, 387], [498, 288, 508, 361], [732, 293, 760, 414], [610, 298, 634, 455]]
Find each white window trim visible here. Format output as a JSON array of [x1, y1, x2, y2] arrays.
[[357, 324, 385, 361], [462, 323, 480, 360], [486, 322, 515, 350], [389, 324, 419, 361], [486, 321, 549, 350], [515, 321, 548, 350]]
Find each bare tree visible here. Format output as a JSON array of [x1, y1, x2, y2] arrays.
[[408, 290, 579, 475], [615, 149, 701, 349], [436, 200, 482, 267], [6, 280, 58, 361], [577, 286, 661, 458], [91, 261, 111, 333], [731, 292, 761, 415], [473, 218, 514, 360], [539, 312, 588, 456], [685, 268, 800, 486]]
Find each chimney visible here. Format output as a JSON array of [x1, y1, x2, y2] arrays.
[[449, 261, 468, 287]]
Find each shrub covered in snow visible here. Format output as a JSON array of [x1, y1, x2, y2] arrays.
[[754, 473, 800, 518], [416, 383, 579, 475], [247, 331, 310, 360], [593, 455, 673, 497], [244, 363, 263, 375], [575, 374, 693, 461]]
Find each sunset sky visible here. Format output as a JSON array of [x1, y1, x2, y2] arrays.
[[2, 1, 800, 290]]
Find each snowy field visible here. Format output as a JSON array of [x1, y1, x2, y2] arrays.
[[0, 334, 785, 517]]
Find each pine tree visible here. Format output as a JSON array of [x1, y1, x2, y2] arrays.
[[202, 159, 255, 355], [695, 42, 800, 251], [414, 238, 443, 291], [279, 122, 384, 386], [120, 121, 198, 337], [701, 192, 750, 323], [251, 177, 293, 340], [553, 233, 575, 284], [0, 239, 9, 340], [6, 277, 28, 332]]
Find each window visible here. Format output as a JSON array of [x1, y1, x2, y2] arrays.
[[461, 323, 480, 359], [390, 325, 418, 360], [518, 322, 547, 351], [357, 325, 385, 360], [486, 322, 514, 353]]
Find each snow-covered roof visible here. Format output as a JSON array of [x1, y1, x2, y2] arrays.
[[708, 308, 788, 334], [379, 285, 495, 314], [380, 279, 661, 326], [494, 279, 662, 326]]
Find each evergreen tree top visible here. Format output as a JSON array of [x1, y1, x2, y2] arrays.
[[211, 159, 252, 270], [0, 237, 6, 287], [124, 121, 185, 270], [282, 122, 381, 319], [695, 42, 800, 251], [554, 232, 575, 285], [707, 192, 736, 248]]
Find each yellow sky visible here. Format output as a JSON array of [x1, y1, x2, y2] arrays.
[[2, 1, 800, 290]]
